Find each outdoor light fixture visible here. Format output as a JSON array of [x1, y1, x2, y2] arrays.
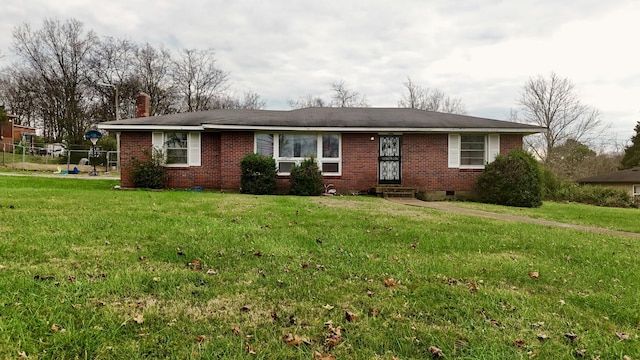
[[84, 130, 103, 176]]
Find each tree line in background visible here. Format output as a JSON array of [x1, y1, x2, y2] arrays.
[[0, 18, 266, 144], [1, 18, 639, 178]]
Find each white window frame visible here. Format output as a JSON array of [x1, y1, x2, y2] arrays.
[[633, 184, 640, 197], [152, 131, 201, 167], [448, 133, 500, 169], [254, 133, 342, 176]]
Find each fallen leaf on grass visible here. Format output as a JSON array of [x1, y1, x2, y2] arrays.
[[537, 333, 549, 340], [133, 314, 144, 324], [0, 265, 5, 270], [368, 308, 380, 316], [322, 304, 334, 311], [324, 323, 344, 349], [17, 352, 27, 359], [345, 311, 358, 322], [206, 269, 217, 275], [528, 271, 539, 279], [383, 278, 397, 288], [67, 275, 76, 282], [231, 216, 241, 222], [283, 333, 309, 347], [232, 327, 241, 335], [564, 332, 578, 342], [240, 305, 252, 312], [51, 324, 66, 333], [138, 256, 146, 261], [428, 345, 444, 358], [188, 258, 202, 271], [366, 290, 374, 297], [468, 282, 478, 293], [246, 343, 256, 354], [575, 348, 586, 357], [314, 351, 336, 360], [514, 339, 525, 348], [615, 332, 629, 340], [195, 335, 207, 343]]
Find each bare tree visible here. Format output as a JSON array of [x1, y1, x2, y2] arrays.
[[398, 77, 467, 114], [134, 43, 178, 116], [288, 94, 326, 109], [11, 18, 97, 143], [210, 91, 266, 110], [172, 48, 229, 112], [515, 72, 609, 161], [330, 80, 368, 107]]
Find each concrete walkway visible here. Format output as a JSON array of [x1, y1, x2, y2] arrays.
[[388, 198, 640, 239]]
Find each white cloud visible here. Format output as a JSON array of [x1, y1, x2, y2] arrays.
[[0, 0, 638, 139]]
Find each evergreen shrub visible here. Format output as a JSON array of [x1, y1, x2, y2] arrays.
[[289, 157, 323, 196], [240, 153, 277, 195]]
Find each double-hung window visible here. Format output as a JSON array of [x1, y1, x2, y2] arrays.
[[448, 134, 500, 169], [152, 132, 201, 166], [633, 185, 640, 197], [255, 133, 341, 175]]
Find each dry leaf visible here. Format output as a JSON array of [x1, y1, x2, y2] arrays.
[[231, 216, 241, 222], [50, 324, 65, 333], [575, 348, 586, 357], [196, 335, 207, 343], [314, 351, 336, 360], [133, 314, 144, 324], [284, 333, 303, 346], [528, 271, 539, 279], [240, 305, 251, 312], [383, 278, 397, 288], [188, 258, 202, 271], [428, 345, 444, 358], [246, 343, 256, 354], [537, 333, 549, 340], [514, 339, 525, 348], [0, 265, 6, 270], [468, 282, 478, 293], [322, 304, 334, 311], [345, 311, 358, 322], [615, 332, 629, 340], [564, 332, 578, 342], [206, 269, 217, 275], [232, 327, 241, 335], [271, 311, 279, 320], [369, 308, 380, 316], [17, 352, 28, 359]]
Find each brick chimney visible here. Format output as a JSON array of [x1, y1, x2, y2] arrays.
[[136, 92, 150, 118]]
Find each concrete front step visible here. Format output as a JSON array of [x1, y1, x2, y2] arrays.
[[375, 186, 417, 198]]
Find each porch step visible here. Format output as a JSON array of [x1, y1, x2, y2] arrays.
[[375, 186, 417, 199]]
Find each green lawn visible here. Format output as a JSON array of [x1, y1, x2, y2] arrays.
[[448, 201, 640, 233], [0, 176, 638, 359]]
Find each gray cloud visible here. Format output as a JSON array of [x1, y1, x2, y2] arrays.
[[1, 0, 638, 144]]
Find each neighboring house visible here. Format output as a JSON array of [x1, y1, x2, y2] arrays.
[[0, 114, 37, 152], [98, 93, 544, 198], [577, 168, 640, 199]]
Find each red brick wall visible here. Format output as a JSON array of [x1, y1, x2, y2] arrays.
[[220, 132, 254, 191], [120, 132, 151, 188], [119, 131, 524, 192]]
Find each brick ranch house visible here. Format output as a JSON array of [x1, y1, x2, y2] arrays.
[[98, 94, 544, 198]]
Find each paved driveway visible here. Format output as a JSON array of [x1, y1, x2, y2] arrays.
[[388, 198, 640, 239]]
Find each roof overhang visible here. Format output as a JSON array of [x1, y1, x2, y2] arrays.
[[98, 123, 544, 134], [98, 125, 205, 131]]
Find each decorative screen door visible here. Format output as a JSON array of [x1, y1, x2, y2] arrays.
[[378, 135, 402, 184]]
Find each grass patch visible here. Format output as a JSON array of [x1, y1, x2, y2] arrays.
[[0, 177, 638, 359]]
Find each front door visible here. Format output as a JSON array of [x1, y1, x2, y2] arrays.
[[378, 135, 401, 184]]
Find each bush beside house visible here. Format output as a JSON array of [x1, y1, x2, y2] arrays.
[[240, 153, 277, 195], [477, 149, 542, 208], [289, 157, 323, 196]]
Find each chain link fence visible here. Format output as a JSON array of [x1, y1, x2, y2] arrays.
[[1, 141, 119, 175]]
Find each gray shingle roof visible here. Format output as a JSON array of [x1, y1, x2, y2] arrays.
[[98, 107, 545, 133], [577, 168, 640, 183]]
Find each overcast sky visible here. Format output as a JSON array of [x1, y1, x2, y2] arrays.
[[1, 0, 639, 146]]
